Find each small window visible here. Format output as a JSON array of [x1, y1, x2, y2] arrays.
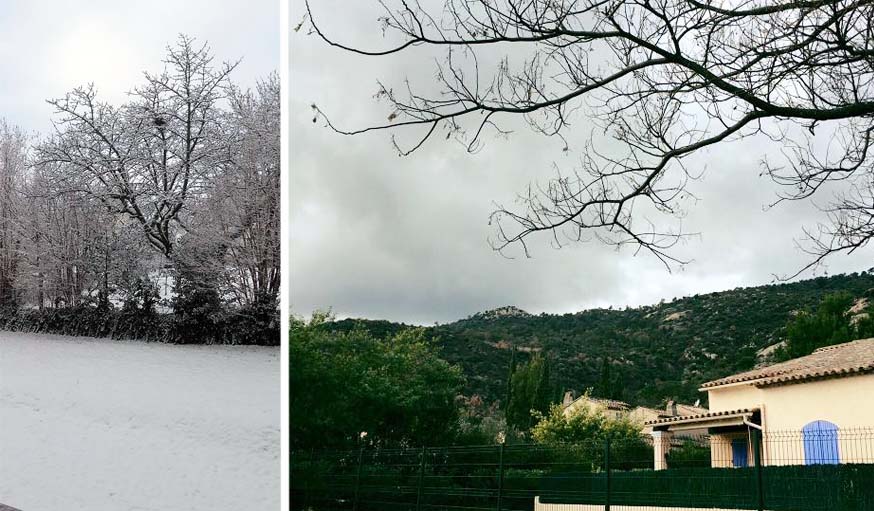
[[731, 438, 748, 468], [803, 420, 840, 465]]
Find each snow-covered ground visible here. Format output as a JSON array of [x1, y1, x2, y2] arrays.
[[0, 332, 279, 511]]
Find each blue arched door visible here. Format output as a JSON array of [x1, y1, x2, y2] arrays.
[[802, 420, 840, 465]]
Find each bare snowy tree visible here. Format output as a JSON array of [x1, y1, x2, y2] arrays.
[[16, 163, 120, 308], [0, 120, 28, 307], [157, 72, 280, 310], [37, 35, 238, 257], [4, 35, 278, 339], [217, 72, 281, 307], [307, 0, 874, 273]]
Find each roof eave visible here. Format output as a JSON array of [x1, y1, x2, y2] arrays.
[[645, 409, 758, 428], [701, 365, 874, 392], [644, 408, 759, 431], [699, 379, 759, 392]]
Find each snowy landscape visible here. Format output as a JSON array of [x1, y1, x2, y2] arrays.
[[1, 9, 281, 506], [0, 332, 280, 511]]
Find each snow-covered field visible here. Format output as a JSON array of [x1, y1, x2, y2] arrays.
[[0, 332, 279, 511]]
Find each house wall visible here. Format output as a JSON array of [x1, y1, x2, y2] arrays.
[[628, 406, 662, 434], [706, 384, 764, 413], [708, 373, 874, 429], [757, 374, 874, 430]]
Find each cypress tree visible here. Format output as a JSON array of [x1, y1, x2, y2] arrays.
[[503, 345, 517, 409], [506, 352, 553, 431], [612, 367, 625, 402], [597, 356, 612, 398]]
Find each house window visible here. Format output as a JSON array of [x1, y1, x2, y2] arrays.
[[802, 420, 840, 465], [731, 438, 748, 468]]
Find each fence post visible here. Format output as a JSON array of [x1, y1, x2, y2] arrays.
[[303, 449, 314, 511], [496, 443, 506, 511], [605, 438, 612, 511], [353, 447, 364, 511], [752, 429, 764, 511], [416, 446, 426, 511]]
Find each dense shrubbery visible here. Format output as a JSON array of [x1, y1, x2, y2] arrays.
[[665, 439, 712, 468]]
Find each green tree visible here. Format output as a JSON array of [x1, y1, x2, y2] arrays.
[[854, 309, 874, 340], [778, 292, 856, 360], [530, 401, 642, 445], [595, 356, 626, 401], [505, 352, 552, 431], [612, 369, 625, 403], [290, 312, 464, 449], [503, 345, 517, 409], [531, 399, 650, 471], [596, 356, 612, 399]]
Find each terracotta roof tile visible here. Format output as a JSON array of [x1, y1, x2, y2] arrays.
[[675, 403, 708, 415], [701, 338, 874, 389], [645, 408, 756, 426], [590, 397, 630, 409]]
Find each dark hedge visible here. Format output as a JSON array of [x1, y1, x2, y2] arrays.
[[0, 304, 279, 346]]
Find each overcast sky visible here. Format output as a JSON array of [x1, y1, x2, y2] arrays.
[[0, 1, 278, 135], [289, 0, 874, 325]]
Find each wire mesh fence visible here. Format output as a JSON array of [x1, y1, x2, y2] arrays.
[[292, 428, 874, 511]]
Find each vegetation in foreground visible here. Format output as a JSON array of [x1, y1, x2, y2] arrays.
[[293, 271, 874, 450], [291, 311, 645, 450], [321, 271, 874, 408]]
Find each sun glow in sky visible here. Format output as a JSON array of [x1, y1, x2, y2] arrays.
[[1, 0, 278, 134]]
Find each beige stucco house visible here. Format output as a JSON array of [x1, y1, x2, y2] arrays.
[[562, 392, 707, 434], [646, 338, 874, 469]]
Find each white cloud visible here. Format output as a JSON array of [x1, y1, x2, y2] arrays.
[[0, 0, 278, 133]]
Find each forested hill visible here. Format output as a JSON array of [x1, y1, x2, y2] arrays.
[[321, 271, 874, 408]]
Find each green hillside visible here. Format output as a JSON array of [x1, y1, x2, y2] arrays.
[[322, 270, 874, 408]]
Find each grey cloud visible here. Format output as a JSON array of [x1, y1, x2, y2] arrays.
[[290, 1, 874, 324]]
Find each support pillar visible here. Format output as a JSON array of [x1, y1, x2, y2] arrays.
[[651, 430, 674, 470]]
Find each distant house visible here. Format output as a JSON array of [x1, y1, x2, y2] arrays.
[[561, 392, 707, 434], [646, 338, 874, 469], [629, 401, 708, 434], [561, 392, 630, 421]]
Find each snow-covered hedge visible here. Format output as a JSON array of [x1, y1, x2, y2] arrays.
[[0, 305, 278, 345]]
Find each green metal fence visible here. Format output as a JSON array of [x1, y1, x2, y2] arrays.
[[291, 429, 874, 511]]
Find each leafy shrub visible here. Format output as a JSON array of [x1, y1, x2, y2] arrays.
[[665, 439, 711, 468]]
